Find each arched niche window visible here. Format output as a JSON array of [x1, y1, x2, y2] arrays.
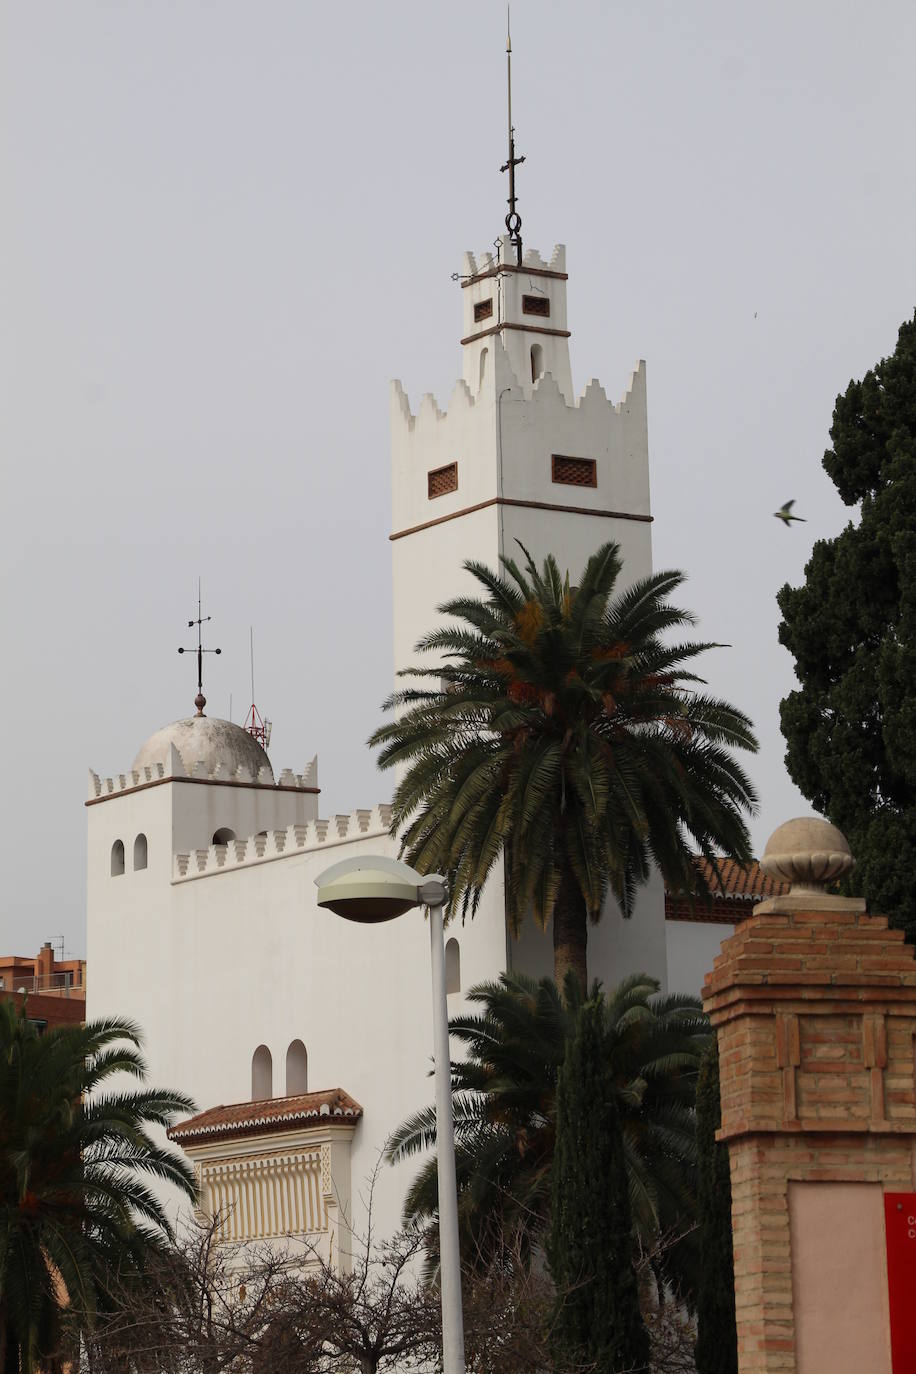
[[110, 840, 125, 877], [530, 343, 544, 384], [445, 938, 460, 995], [285, 1040, 308, 1096], [479, 347, 488, 390], [133, 834, 148, 871], [212, 828, 236, 846], [251, 1045, 272, 1101]]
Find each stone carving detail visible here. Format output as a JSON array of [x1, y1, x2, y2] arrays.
[[759, 816, 856, 906]]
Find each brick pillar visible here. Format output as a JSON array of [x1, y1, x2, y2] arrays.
[[703, 818, 916, 1374], [34, 941, 54, 987]]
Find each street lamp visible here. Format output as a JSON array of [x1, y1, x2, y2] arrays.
[[314, 855, 466, 1374]]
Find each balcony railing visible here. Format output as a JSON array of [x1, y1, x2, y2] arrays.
[[0, 971, 85, 998]]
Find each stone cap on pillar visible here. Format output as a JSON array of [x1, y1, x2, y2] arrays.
[[703, 816, 916, 1141], [756, 816, 864, 914], [703, 816, 916, 1022]]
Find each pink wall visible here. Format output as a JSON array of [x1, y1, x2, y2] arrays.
[[789, 1181, 892, 1374]]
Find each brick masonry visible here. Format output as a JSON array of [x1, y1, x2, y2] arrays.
[[703, 908, 916, 1373]]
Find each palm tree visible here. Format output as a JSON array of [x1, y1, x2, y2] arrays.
[[0, 999, 197, 1374], [385, 971, 708, 1298], [370, 542, 757, 989]]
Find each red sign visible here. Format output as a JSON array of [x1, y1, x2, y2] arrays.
[[884, 1193, 916, 1372]]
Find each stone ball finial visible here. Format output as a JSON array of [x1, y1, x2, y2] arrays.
[[760, 816, 854, 894]]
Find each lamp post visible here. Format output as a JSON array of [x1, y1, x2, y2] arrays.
[[314, 855, 466, 1374]]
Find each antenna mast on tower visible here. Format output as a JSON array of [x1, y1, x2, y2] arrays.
[[500, 8, 525, 266], [243, 628, 272, 751]]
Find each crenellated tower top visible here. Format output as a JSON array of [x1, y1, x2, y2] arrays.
[[389, 18, 653, 731], [453, 19, 572, 402], [459, 236, 572, 402]]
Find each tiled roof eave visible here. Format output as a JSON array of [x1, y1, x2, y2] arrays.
[[167, 1088, 364, 1146], [171, 1106, 361, 1145]]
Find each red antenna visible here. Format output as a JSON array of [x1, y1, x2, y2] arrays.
[[244, 628, 272, 750]]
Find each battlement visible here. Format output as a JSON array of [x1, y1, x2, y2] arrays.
[[88, 747, 320, 800], [391, 340, 646, 431], [390, 376, 476, 432], [172, 804, 394, 882], [460, 238, 566, 279]]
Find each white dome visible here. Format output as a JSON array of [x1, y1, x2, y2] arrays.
[[132, 716, 273, 781]]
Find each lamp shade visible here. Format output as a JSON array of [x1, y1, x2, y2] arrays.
[[314, 855, 421, 924]]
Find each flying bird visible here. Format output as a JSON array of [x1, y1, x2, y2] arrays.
[[774, 500, 806, 526]]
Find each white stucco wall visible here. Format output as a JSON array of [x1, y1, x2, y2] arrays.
[[664, 918, 735, 997], [509, 869, 668, 993], [87, 779, 512, 1242]]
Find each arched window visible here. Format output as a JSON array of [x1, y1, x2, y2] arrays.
[[133, 833, 148, 871], [445, 938, 460, 995], [251, 1045, 272, 1101], [530, 343, 544, 384], [285, 1040, 308, 1096], [212, 828, 236, 846], [110, 840, 125, 877], [479, 347, 488, 390]]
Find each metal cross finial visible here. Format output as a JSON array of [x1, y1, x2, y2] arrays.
[[500, 7, 525, 267], [178, 579, 221, 716]]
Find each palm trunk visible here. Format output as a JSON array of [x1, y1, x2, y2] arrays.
[[553, 870, 588, 996]]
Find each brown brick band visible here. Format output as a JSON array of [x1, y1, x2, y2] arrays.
[[460, 322, 572, 346], [86, 776, 320, 807], [461, 263, 568, 288], [390, 495, 653, 542]]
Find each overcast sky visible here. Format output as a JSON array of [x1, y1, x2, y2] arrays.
[[3, 0, 915, 957]]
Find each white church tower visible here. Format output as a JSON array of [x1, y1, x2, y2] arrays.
[[84, 41, 680, 1262], [389, 36, 666, 986], [391, 240, 653, 692]]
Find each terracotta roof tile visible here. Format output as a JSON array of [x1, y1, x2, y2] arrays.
[[665, 858, 790, 925], [168, 1088, 362, 1145], [691, 857, 789, 900]]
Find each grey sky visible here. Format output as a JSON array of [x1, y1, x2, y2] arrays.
[[3, 1, 915, 957]]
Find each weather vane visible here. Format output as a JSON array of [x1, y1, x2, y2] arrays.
[[500, 8, 525, 267], [178, 579, 221, 716]]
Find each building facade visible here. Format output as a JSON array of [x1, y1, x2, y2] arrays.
[[0, 942, 86, 1031], [87, 234, 714, 1258]]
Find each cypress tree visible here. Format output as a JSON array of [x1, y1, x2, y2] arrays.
[[546, 996, 649, 1373], [778, 312, 916, 938], [694, 1035, 737, 1374]]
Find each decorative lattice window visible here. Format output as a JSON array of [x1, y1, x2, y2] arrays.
[[474, 298, 493, 323], [428, 462, 458, 499], [522, 294, 550, 317], [552, 455, 597, 488]]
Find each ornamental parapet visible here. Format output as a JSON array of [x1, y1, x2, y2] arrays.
[[172, 805, 394, 883]]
